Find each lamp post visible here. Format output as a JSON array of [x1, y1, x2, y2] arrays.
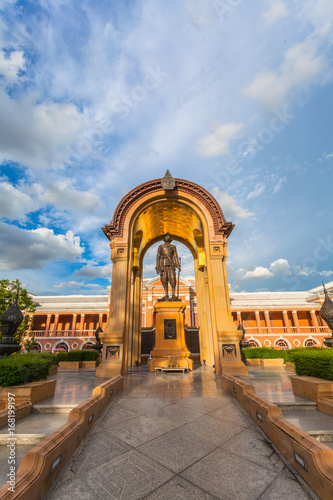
[[320, 283, 333, 348], [0, 292, 23, 357], [93, 324, 103, 365], [238, 320, 249, 361]]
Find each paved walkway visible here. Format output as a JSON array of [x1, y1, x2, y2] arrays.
[[45, 367, 317, 500]]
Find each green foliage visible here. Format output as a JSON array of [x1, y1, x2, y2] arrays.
[[67, 350, 85, 361], [242, 347, 333, 380], [242, 346, 321, 362], [53, 350, 98, 363], [0, 353, 53, 387], [293, 349, 333, 380], [81, 349, 98, 361], [0, 279, 36, 345], [55, 352, 68, 364], [242, 347, 287, 359]]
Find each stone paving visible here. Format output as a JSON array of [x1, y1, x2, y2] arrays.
[[0, 371, 109, 490], [45, 367, 318, 500]]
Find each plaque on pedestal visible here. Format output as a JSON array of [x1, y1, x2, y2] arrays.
[[148, 300, 193, 372]]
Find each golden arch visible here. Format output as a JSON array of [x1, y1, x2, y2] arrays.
[[96, 175, 247, 377]]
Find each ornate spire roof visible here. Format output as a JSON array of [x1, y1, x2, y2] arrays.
[[161, 170, 176, 190]]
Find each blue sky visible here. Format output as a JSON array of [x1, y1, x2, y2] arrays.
[[0, 0, 333, 295]]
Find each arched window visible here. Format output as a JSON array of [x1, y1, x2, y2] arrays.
[[248, 339, 260, 348], [304, 338, 318, 348], [81, 341, 95, 350], [30, 342, 42, 353], [274, 338, 290, 349], [53, 341, 69, 352]]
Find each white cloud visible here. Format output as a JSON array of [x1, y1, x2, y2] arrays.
[[270, 258, 290, 274], [242, 267, 274, 280], [272, 176, 286, 193], [298, 0, 333, 39], [75, 263, 112, 279], [0, 91, 83, 168], [323, 152, 333, 160], [261, 1, 288, 26], [320, 270, 333, 277], [236, 258, 290, 281], [244, 39, 324, 108], [0, 223, 84, 270], [211, 187, 255, 220], [54, 281, 85, 289], [0, 180, 37, 219], [247, 182, 266, 200], [196, 121, 243, 158], [0, 49, 25, 84], [31, 180, 102, 213]]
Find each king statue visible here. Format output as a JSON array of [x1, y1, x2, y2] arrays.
[[155, 233, 181, 300]]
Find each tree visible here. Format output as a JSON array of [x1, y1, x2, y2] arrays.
[[0, 279, 36, 348]]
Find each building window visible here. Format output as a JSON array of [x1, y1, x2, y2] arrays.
[[304, 338, 318, 348], [274, 338, 290, 349], [53, 341, 69, 352], [247, 339, 260, 348], [30, 342, 42, 353], [81, 341, 95, 350]]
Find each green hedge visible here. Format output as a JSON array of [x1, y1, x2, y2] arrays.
[[242, 347, 333, 380], [293, 350, 333, 380], [55, 352, 67, 364], [67, 350, 85, 361], [0, 353, 53, 387], [55, 350, 98, 363], [81, 350, 98, 361], [242, 347, 320, 362], [242, 347, 289, 360]]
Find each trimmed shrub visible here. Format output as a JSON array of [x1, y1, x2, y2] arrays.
[[293, 349, 333, 380], [0, 353, 51, 387], [241, 347, 333, 380], [81, 350, 98, 361], [55, 352, 68, 364], [67, 350, 84, 362], [242, 347, 287, 360], [242, 347, 321, 363]]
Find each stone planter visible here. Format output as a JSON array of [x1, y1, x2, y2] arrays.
[[0, 379, 56, 405], [58, 361, 97, 370], [291, 375, 333, 417], [291, 375, 333, 402], [245, 358, 284, 366], [48, 365, 58, 376], [285, 362, 296, 373], [81, 361, 97, 368], [58, 361, 81, 370]]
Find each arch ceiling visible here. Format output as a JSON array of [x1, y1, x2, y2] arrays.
[[102, 176, 234, 240], [132, 200, 205, 267]]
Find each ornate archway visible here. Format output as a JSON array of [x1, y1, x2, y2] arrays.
[[96, 173, 247, 377]]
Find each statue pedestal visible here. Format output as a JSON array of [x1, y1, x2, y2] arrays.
[[148, 300, 193, 372]]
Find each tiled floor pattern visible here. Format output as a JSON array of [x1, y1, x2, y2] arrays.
[[237, 366, 310, 404], [45, 367, 317, 499]]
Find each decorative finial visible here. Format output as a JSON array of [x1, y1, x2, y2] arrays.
[[161, 170, 176, 190]]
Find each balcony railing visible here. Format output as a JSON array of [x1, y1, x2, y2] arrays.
[[31, 330, 96, 338], [244, 326, 330, 336]]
